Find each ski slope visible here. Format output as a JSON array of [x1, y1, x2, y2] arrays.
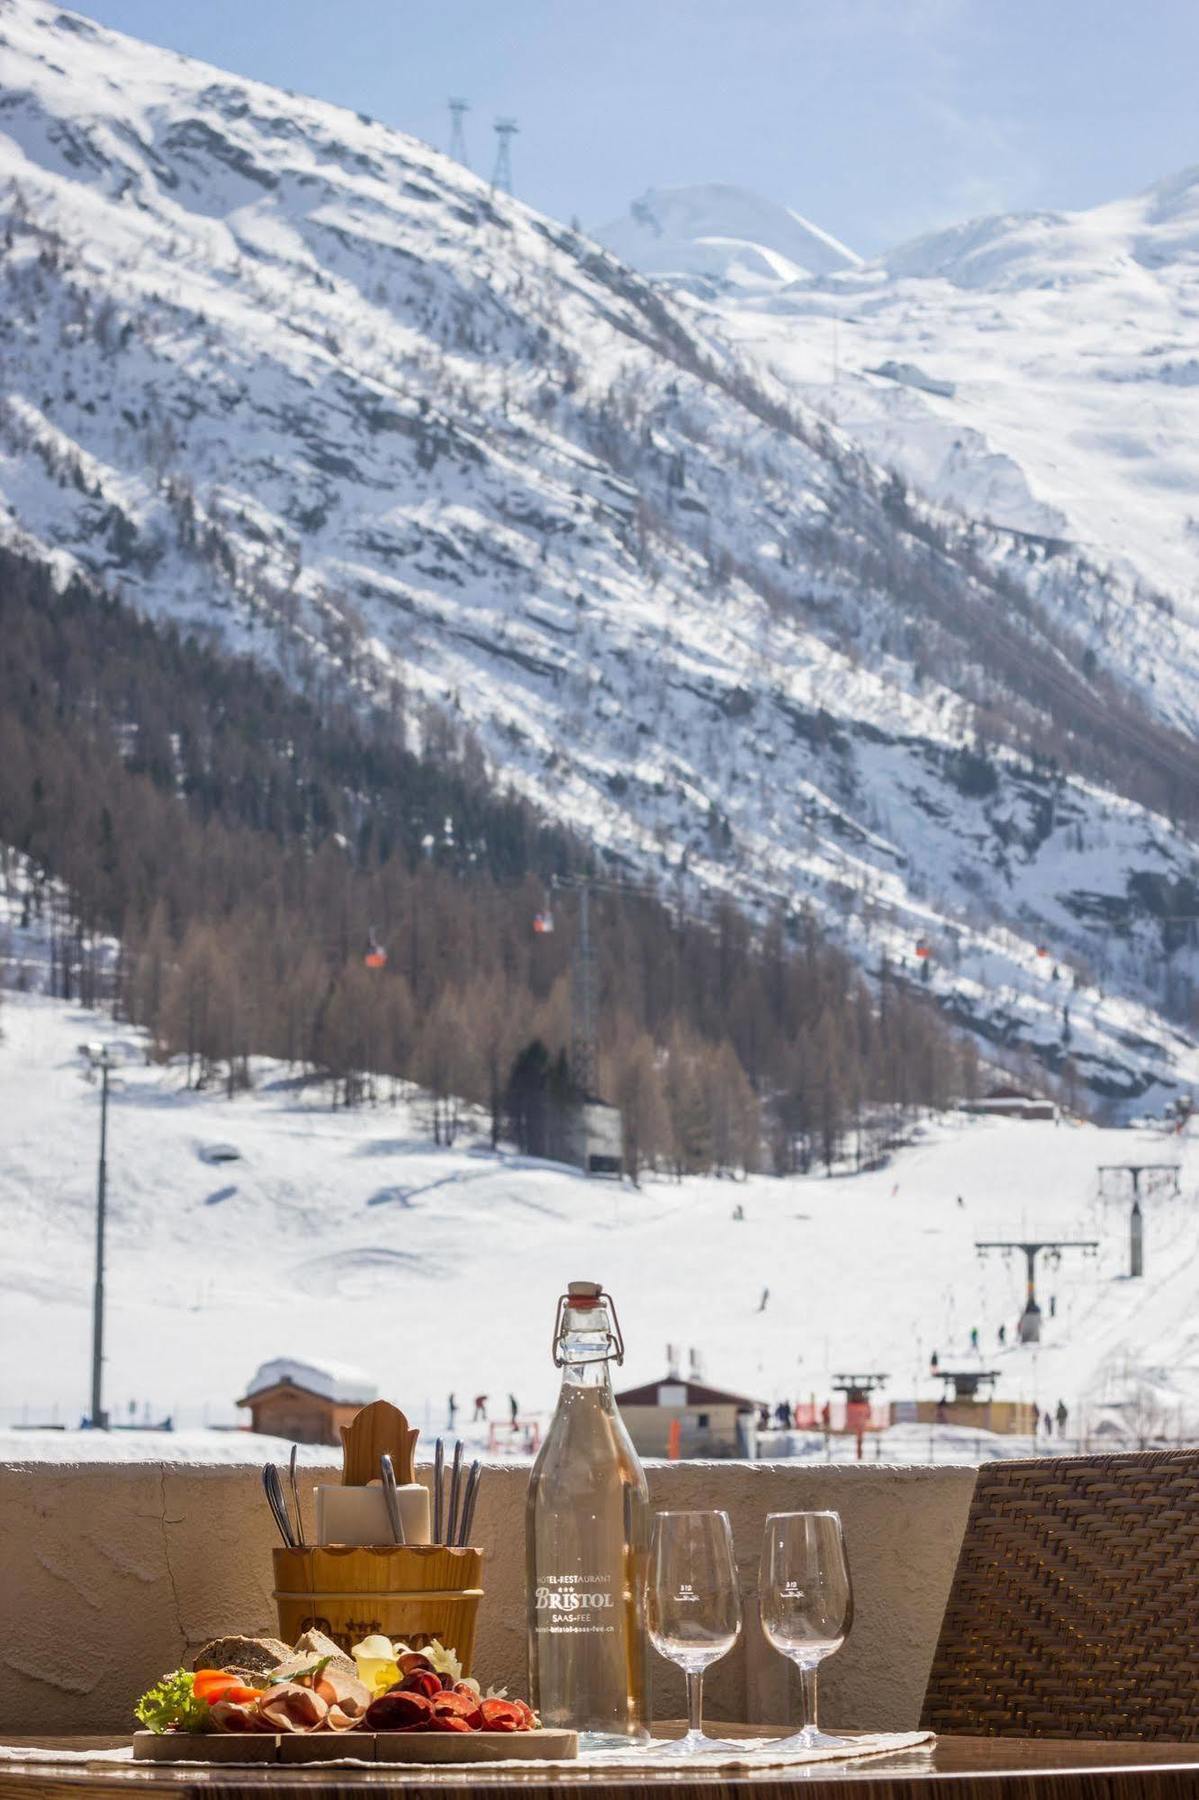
[[2, 991, 1196, 1451]]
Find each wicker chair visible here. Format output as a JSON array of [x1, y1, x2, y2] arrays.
[[921, 1448, 1199, 1740]]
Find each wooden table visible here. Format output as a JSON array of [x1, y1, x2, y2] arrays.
[[5, 1735, 1199, 1799]]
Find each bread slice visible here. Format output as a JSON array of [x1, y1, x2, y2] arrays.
[[192, 1634, 291, 1678]]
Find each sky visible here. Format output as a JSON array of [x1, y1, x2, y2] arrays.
[[70, 0, 1199, 254]]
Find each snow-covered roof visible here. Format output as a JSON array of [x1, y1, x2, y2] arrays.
[[242, 1357, 377, 1406]]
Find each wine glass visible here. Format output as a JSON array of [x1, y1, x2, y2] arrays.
[[758, 1510, 853, 1750], [645, 1510, 743, 1754]]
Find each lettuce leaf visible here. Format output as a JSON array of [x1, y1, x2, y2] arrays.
[[134, 1669, 210, 1734]]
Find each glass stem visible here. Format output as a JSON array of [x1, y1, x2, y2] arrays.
[[686, 1668, 704, 1737], [801, 1663, 818, 1734]]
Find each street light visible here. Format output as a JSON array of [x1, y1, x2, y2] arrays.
[[78, 1042, 118, 1429]]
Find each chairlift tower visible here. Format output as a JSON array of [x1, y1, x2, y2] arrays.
[[831, 1372, 889, 1404], [491, 117, 518, 195], [975, 1236, 1099, 1344], [571, 882, 598, 1100], [537, 868, 689, 1108], [447, 98, 470, 168], [1097, 1163, 1180, 1278], [936, 1369, 1000, 1404]]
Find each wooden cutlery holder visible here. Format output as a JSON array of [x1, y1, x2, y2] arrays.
[[272, 1544, 483, 1671]]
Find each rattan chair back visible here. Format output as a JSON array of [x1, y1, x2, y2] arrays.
[[922, 1448, 1199, 1739]]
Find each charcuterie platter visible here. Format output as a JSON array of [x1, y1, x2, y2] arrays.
[[132, 1624, 575, 1764]]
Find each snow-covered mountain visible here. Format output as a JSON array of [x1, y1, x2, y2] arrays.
[[2, 0, 1199, 1110], [703, 172, 1199, 715], [596, 183, 861, 291]]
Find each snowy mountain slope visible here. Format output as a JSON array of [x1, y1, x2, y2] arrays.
[[596, 184, 862, 291], [3, 989, 1197, 1443], [2, 0, 1199, 1107], [703, 170, 1199, 716]]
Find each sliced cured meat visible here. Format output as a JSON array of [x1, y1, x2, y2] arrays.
[[207, 1699, 274, 1734], [256, 1682, 328, 1733], [432, 1690, 483, 1726], [365, 1689, 435, 1730], [396, 1670, 442, 1700], [312, 1665, 371, 1729], [395, 1652, 435, 1677], [477, 1698, 526, 1733]]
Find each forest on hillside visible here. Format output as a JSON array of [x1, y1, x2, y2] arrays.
[[0, 545, 981, 1175]]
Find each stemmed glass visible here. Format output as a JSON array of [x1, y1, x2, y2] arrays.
[[645, 1510, 743, 1755], [758, 1510, 853, 1750]]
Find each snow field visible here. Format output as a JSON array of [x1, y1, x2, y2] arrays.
[[2, 991, 1196, 1453]]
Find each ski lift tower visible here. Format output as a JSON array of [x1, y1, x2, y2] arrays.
[[1097, 1163, 1180, 1278], [831, 1372, 889, 1405], [975, 1236, 1099, 1343], [936, 1369, 1000, 1405], [447, 98, 470, 168], [831, 1372, 888, 1459], [534, 870, 690, 1174], [491, 118, 518, 195]]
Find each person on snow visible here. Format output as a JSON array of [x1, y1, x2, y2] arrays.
[[1056, 1398, 1069, 1438]]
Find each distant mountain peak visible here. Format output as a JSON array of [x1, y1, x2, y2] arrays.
[[596, 182, 861, 290]]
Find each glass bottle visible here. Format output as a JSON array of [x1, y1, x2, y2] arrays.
[[526, 1281, 650, 1748]]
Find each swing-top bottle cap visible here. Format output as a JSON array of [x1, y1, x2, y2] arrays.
[[554, 1284, 624, 1364]]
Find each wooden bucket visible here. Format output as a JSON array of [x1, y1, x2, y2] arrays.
[[272, 1545, 483, 1672]]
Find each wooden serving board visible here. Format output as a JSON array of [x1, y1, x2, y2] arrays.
[[133, 1729, 578, 1765]]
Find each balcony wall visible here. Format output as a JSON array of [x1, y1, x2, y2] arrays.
[[0, 1457, 976, 1736]]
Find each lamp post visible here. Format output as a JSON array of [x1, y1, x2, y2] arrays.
[[79, 1043, 113, 1428]]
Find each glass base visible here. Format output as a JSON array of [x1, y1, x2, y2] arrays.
[[752, 1726, 853, 1754], [639, 1729, 747, 1757], [577, 1728, 653, 1754]]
